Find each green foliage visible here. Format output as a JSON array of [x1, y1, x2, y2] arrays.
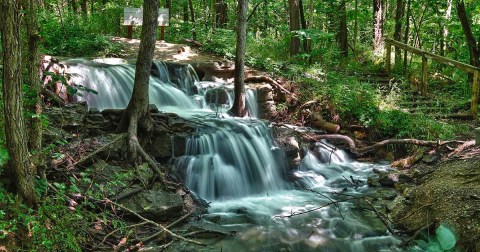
[[39, 11, 124, 57], [201, 28, 237, 59], [0, 185, 84, 251], [376, 110, 455, 140], [410, 224, 458, 251]]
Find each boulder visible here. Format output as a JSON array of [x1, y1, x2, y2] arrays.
[[205, 87, 230, 106], [273, 126, 302, 168], [118, 186, 184, 221]]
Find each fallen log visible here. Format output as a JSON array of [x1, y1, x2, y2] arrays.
[[311, 113, 340, 134], [184, 39, 203, 47], [244, 76, 298, 101]]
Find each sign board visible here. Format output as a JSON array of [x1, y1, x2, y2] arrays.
[[123, 8, 169, 26]]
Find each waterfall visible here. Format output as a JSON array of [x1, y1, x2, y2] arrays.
[[176, 118, 288, 201], [67, 60, 197, 112], [65, 59, 400, 251]]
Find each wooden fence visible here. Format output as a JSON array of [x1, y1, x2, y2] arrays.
[[385, 38, 480, 119]]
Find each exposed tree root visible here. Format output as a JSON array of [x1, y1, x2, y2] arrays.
[[245, 75, 298, 101], [303, 134, 464, 155]]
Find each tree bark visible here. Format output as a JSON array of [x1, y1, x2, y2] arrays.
[[456, 0, 479, 68], [393, 0, 404, 66], [188, 0, 196, 40], [373, 0, 384, 53], [403, 0, 411, 70], [337, 0, 348, 57], [440, 0, 453, 56], [117, 0, 158, 160], [80, 0, 87, 14], [25, 0, 43, 151], [230, 0, 248, 117], [289, 0, 301, 56], [0, 0, 37, 208], [299, 0, 308, 53], [353, 0, 358, 51], [215, 0, 228, 28]]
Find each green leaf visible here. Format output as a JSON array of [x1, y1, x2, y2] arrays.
[[435, 224, 456, 250]]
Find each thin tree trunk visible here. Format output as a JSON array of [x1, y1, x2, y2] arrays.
[[337, 0, 348, 57], [440, 0, 453, 56], [230, 0, 248, 117], [299, 0, 308, 52], [188, 0, 196, 40], [80, 0, 87, 14], [0, 0, 37, 208], [26, 0, 43, 151], [403, 0, 411, 70], [289, 0, 301, 56], [456, 0, 479, 68], [117, 0, 159, 160], [353, 0, 358, 51], [373, 0, 384, 53], [183, 0, 189, 22], [216, 0, 228, 28], [393, 0, 404, 66]]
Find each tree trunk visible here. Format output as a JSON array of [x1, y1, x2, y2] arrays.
[[403, 0, 411, 70], [456, 0, 479, 68], [393, 0, 404, 66], [165, 0, 171, 20], [216, 0, 228, 28], [230, 0, 248, 117], [80, 0, 87, 14], [70, 0, 78, 13], [353, 0, 358, 51], [337, 0, 348, 57], [299, 0, 308, 52], [373, 0, 384, 53], [117, 0, 159, 160], [0, 0, 37, 208], [25, 0, 43, 151], [289, 0, 301, 56], [183, 1, 189, 22], [188, 0, 196, 40], [440, 0, 453, 56]]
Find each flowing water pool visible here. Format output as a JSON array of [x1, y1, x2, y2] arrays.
[[68, 59, 402, 251]]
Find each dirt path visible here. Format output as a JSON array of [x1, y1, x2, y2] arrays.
[[112, 37, 225, 63]]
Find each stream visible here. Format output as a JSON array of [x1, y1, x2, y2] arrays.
[[67, 59, 402, 251]]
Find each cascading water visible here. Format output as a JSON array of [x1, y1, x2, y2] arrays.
[[68, 59, 401, 251], [175, 118, 287, 201]]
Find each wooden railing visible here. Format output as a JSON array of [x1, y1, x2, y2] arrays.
[[385, 38, 480, 119]]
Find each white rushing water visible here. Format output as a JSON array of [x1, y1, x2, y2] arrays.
[[68, 59, 401, 251]]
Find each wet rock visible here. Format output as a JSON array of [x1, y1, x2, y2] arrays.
[[119, 186, 184, 221], [375, 170, 399, 187], [96, 134, 127, 161], [84, 108, 114, 135], [46, 101, 87, 131], [273, 126, 301, 168], [260, 101, 278, 119], [205, 87, 230, 105], [257, 85, 274, 102], [386, 196, 409, 214]]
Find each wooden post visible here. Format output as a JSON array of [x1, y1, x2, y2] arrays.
[[472, 70, 479, 119], [127, 25, 133, 39], [421, 53, 428, 95], [160, 26, 165, 41], [386, 42, 392, 75]]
